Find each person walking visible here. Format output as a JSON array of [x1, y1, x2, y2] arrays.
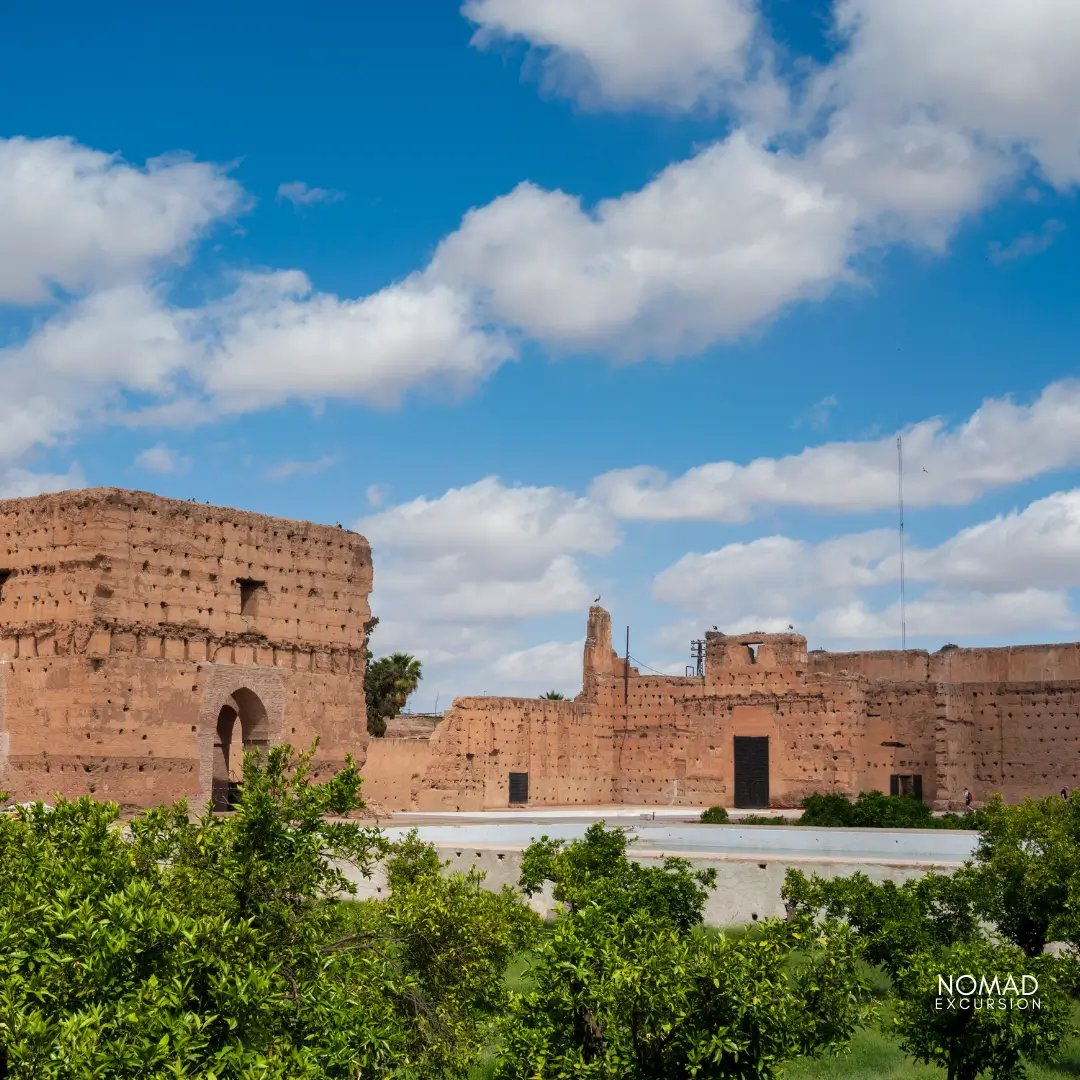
[[964, 788, 972, 809], [1062, 787, 1069, 801]]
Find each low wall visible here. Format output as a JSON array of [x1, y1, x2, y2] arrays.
[[340, 846, 948, 926], [339, 824, 973, 927], [361, 738, 432, 810]]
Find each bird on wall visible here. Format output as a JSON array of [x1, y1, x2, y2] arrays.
[[788, 624, 794, 631], [594, 595, 601, 603]]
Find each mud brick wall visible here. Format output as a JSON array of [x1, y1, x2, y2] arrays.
[[0, 488, 371, 809], [381, 606, 1080, 812], [418, 695, 614, 811]]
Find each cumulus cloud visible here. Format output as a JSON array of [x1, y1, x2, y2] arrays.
[[0, 137, 242, 304], [276, 181, 344, 207], [463, 0, 759, 111], [135, 443, 191, 475], [198, 271, 514, 411], [488, 638, 586, 697], [653, 487, 1080, 644], [430, 134, 859, 357], [593, 380, 1080, 522], [357, 477, 615, 694], [0, 464, 85, 499]]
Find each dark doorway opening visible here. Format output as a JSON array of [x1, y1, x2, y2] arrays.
[[734, 736, 769, 808], [508, 771, 529, 805], [890, 773, 924, 801], [212, 688, 270, 812]]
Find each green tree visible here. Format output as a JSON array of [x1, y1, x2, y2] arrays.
[[499, 842, 869, 1079], [892, 939, 1075, 1080], [700, 806, 729, 824], [0, 745, 534, 1079], [364, 651, 423, 738], [782, 868, 979, 980], [541, 691, 566, 700], [519, 822, 716, 933], [962, 793, 1080, 957]]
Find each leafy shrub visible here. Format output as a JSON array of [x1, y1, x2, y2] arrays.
[[699, 806, 729, 824], [799, 791, 935, 829], [519, 822, 716, 933], [736, 814, 788, 825]]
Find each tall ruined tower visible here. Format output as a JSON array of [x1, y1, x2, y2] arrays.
[[0, 488, 372, 809]]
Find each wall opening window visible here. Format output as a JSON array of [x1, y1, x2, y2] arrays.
[[890, 773, 923, 801], [238, 579, 266, 617], [508, 771, 529, 805], [0, 569, 11, 603]]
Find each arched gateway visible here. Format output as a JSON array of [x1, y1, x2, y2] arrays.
[[212, 687, 270, 811]]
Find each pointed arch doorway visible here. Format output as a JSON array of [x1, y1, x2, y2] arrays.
[[212, 687, 270, 811]]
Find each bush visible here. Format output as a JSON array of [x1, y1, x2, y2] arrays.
[[799, 791, 935, 829], [737, 814, 788, 825], [700, 806, 729, 824]]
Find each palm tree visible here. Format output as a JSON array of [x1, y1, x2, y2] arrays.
[[364, 651, 423, 737], [542, 690, 566, 700]]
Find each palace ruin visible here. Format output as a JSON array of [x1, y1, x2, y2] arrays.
[[366, 606, 1080, 813], [0, 488, 372, 809], [3, 488, 1079, 814]]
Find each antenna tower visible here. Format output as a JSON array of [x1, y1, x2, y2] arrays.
[[897, 434, 907, 651]]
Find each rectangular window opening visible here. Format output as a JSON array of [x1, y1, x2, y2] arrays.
[[238, 578, 267, 617], [0, 568, 11, 603], [508, 771, 529, 805], [890, 773, 923, 801]]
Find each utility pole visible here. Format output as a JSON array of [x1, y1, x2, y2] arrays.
[[624, 626, 630, 705], [897, 434, 907, 651]]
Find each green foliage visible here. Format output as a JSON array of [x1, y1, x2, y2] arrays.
[[794, 791, 984, 830], [364, 650, 424, 738], [782, 869, 979, 980], [967, 794, 1080, 957], [494, 907, 871, 1079], [736, 814, 788, 825], [892, 939, 1075, 1080], [799, 791, 935, 829], [700, 806, 729, 824], [518, 822, 716, 933], [541, 691, 566, 700], [0, 745, 536, 1079]]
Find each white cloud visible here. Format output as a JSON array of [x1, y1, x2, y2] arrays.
[[135, 443, 191, 475], [0, 464, 85, 499], [826, 0, 1080, 190], [488, 638, 585, 697], [366, 483, 390, 508], [593, 380, 1080, 522], [653, 487, 1080, 644], [358, 477, 615, 695], [276, 181, 344, 207], [199, 271, 515, 411], [0, 137, 242, 304], [359, 475, 617, 578], [990, 219, 1065, 264], [463, 0, 759, 111], [430, 133, 859, 357], [265, 454, 339, 480]]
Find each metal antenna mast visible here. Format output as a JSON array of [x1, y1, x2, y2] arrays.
[[897, 434, 907, 651]]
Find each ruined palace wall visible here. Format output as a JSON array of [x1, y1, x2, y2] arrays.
[[810, 644, 1080, 685], [599, 671, 867, 807], [0, 632, 368, 808], [855, 681, 939, 798], [930, 681, 1080, 809], [361, 737, 433, 811], [417, 696, 613, 811], [0, 489, 372, 809]]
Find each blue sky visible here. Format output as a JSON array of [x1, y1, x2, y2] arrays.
[[3, 0, 1080, 708]]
